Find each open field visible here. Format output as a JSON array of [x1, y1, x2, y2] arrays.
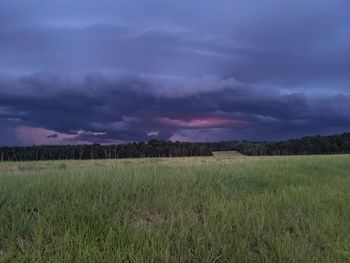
[[0, 155, 349, 262]]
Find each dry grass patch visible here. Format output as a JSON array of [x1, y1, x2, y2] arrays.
[[212, 151, 243, 157], [132, 210, 169, 228]]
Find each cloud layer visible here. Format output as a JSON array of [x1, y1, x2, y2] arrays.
[[0, 0, 349, 145], [1, 72, 350, 145], [1, 0, 349, 86]]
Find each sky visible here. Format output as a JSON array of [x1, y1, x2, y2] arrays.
[[0, 0, 350, 145]]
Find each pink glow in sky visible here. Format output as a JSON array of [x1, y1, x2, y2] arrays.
[[157, 117, 248, 128], [15, 126, 90, 145], [15, 126, 131, 145]]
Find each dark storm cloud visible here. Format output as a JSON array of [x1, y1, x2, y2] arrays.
[[0, 0, 349, 145], [1, 72, 350, 145], [0, 0, 349, 87]]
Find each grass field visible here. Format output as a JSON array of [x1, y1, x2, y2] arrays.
[[0, 155, 349, 262]]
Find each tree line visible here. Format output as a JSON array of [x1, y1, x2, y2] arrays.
[[0, 140, 212, 162], [200, 132, 350, 156], [1, 133, 350, 161]]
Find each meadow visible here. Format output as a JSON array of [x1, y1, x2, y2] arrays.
[[0, 155, 349, 262]]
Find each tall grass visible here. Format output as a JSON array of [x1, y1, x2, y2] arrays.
[[0, 155, 349, 262]]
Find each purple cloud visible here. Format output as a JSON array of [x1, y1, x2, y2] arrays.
[[0, 72, 350, 145], [0, 0, 349, 145]]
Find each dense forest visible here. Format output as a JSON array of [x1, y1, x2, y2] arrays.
[[1, 133, 350, 161]]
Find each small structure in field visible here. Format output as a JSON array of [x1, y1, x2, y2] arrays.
[[212, 151, 243, 157]]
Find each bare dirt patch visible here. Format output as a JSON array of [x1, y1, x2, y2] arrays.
[[133, 210, 169, 228]]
